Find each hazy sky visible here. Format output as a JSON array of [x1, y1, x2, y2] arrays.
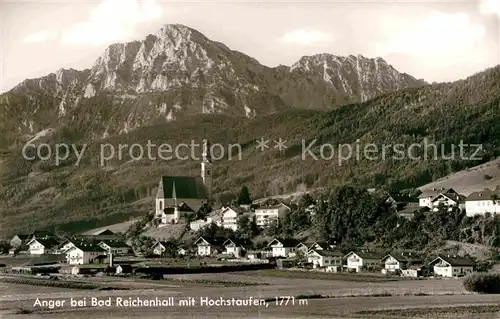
[[0, 0, 499, 92]]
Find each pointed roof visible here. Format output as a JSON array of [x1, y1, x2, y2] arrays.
[[429, 255, 474, 267], [160, 176, 207, 200], [308, 249, 344, 257]]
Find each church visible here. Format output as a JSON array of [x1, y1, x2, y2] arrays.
[[154, 139, 213, 224]]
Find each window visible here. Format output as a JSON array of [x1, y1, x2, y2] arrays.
[[159, 201, 163, 210]]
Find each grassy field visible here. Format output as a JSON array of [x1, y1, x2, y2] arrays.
[[243, 269, 403, 282], [355, 305, 500, 319]]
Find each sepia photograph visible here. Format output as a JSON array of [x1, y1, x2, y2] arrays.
[[0, 0, 500, 318]]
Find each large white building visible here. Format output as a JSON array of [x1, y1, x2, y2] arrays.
[[418, 188, 464, 212], [255, 204, 291, 227], [155, 140, 212, 224], [344, 251, 382, 273], [26, 238, 59, 255], [465, 190, 500, 216], [65, 244, 107, 265], [307, 249, 344, 268], [429, 255, 474, 278], [268, 238, 299, 257]]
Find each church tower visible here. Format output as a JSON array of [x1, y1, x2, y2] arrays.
[[201, 139, 213, 200]]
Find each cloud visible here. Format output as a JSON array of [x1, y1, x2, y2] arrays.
[[278, 28, 334, 46], [60, 0, 163, 45], [480, 0, 500, 17], [376, 11, 486, 58], [23, 30, 57, 43]]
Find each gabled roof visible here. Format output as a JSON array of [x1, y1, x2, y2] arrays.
[[431, 192, 465, 204], [429, 255, 475, 267], [308, 249, 344, 257], [194, 237, 225, 247], [68, 243, 107, 253], [268, 238, 300, 247], [466, 189, 500, 202], [381, 253, 422, 263], [308, 241, 332, 250], [222, 238, 251, 248], [92, 229, 115, 236], [160, 176, 207, 200], [418, 188, 456, 198], [12, 234, 31, 241], [256, 203, 291, 211], [221, 206, 246, 215], [345, 251, 383, 260], [178, 202, 195, 212], [151, 241, 170, 248], [99, 240, 129, 248], [27, 238, 60, 248]]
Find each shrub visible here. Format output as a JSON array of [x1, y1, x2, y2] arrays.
[[463, 272, 500, 293]]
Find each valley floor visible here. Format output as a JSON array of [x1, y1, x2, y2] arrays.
[[1, 272, 499, 318]]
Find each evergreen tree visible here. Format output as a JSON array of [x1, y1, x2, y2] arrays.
[[237, 186, 252, 205]]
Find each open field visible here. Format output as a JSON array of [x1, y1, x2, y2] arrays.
[[238, 269, 402, 282], [419, 157, 500, 195], [2, 270, 499, 318]]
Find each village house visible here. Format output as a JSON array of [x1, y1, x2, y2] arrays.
[[255, 203, 291, 227], [177, 247, 188, 256], [151, 241, 175, 256], [268, 238, 300, 258], [98, 240, 130, 256], [154, 140, 212, 225], [65, 244, 107, 265], [418, 188, 457, 208], [80, 228, 117, 240], [308, 241, 336, 251], [27, 238, 60, 255], [220, 207, 248, 231], [465, 189, 500, 216], [194, 237, 223, 256], [381, 252, 423, 273], [429, 255, 474, 278], [307, 249, 344, 269], [58, 238, 97, 254], [222, 239, 248, 258], [295, 242, 311, 255], [344, 251, 383, 273], [430, 192, 465, 212]]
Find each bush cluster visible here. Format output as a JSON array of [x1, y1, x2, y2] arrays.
[[463, 272, 500, 294]]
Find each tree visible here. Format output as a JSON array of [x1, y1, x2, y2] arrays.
[[196, 203, 212, 220], [298, 194, 315, 208], [237, 186, 252, 205]]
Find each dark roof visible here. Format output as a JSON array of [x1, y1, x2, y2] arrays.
[[160, 176, 207, 199], [418, 188, 456, 198], [347, 251, 383, 260], [257, 203, 291, 210], [432, 192, 466, 203], [60, 238, 100, 248], [92, 229, 115, 236], [30, 238, 60, 248], [12, 234, 31, 241], [194, 237, 225, 246], [72, 243, 107, 253], [178, 202, 195, 212], [309, 249, 344, 257], [268, 238, 300, 247], [99, 240, 129, 248], [221, 206, 246, 214], [385, 192, 414, 204], [466, 189, 500, 201], [382, 253, 422, 263], [222, 238, 252, 248], [308, 242, 332, 250], [431, 255, 475, 267]]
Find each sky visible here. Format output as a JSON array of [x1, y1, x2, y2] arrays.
[[0, 0, 499, 92]]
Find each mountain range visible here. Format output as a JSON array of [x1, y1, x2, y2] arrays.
[[0, 24, 424, 147], [1, 23, 500, 236]]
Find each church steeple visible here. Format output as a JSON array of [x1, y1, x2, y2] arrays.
[[201, 139, 213, 200]]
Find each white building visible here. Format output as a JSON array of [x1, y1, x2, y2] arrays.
[[255, 204, 291, 227], [429, 255, 474, 278], [268, 238, 299, 257], [307, 249, 344, 268], [26, 238, 59, 255], [98, 240, 130, 255], [154, 140, 212, 224], [465, 190, 500, 216], [418, 188, 457, 208], [222, 239, 247, 258], [430, 193, 465, 212], [151, 241, 172, 256], [194, 237, 222, 256], [381, 253, 422, 273], [65, 244, 107, 265], [344, 251, 382, 273]]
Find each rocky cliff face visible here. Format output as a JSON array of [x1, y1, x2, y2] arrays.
[[0, 24, 425, 147]]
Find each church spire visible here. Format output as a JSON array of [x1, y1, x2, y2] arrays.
[[201, 138, 213, 201]]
